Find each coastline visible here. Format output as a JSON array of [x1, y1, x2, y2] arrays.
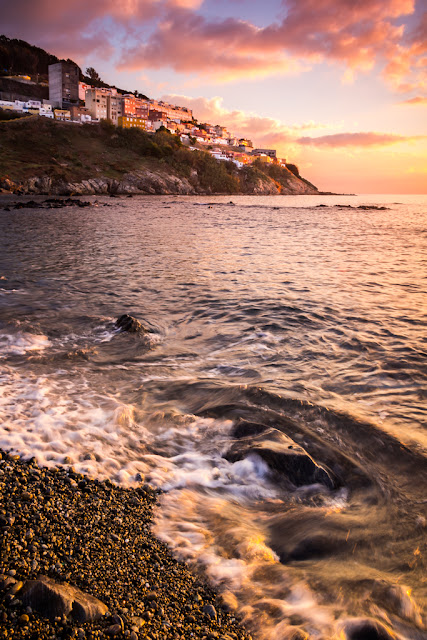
[[0, 118, 319, 197], [0, 449, 253, 640]]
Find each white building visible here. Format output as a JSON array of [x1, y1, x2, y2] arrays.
[[39, 105, 54, 118]]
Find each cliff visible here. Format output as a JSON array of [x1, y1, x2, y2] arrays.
[[0, 116, 318, 196]]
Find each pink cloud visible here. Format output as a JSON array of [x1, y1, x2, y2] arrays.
[[1, 0, 425, 90], [117, 0, 422, 87], [297, 132, 425, 147]]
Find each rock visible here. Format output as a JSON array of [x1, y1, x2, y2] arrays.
[[20, 575, 108, 622], [371, 580, 423, 626], [231, 421, 269, 439], [105, 624, 122, 636], [202, 604, 217, 620], [116, 314, 146, 334], [225, 427, 335, 489], [337, 617, 397, 640]]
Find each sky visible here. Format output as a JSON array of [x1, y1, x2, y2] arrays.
[[2, 0, 426, 193]]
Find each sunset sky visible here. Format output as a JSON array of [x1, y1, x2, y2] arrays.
[[3, 0, 426, 193]]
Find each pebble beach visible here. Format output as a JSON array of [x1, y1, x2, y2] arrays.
[[0, 449, 253, 640]]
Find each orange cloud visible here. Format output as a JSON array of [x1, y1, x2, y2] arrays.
[[297, 132, 425, 147], [398, 96, 427, 105], [160, 93, 328, 146]]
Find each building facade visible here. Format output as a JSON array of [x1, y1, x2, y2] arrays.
[[107, 95, 123, 125], [85, 88, 108, 121], [118, 116, 146, 130], [48, 62, 79, 108]]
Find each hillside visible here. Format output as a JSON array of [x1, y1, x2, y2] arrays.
[[0, 117, 319, 196], [0, 35, 148, 98]]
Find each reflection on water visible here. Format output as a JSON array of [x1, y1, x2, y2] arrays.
[[0, 193, 426, 639]]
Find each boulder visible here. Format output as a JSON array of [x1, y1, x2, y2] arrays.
[[225, 426, 335, 489], [20, 575, 108, 622], [115, 314, 146, 334], [231, 420, 269, 439], [337, 617, 397, 640]]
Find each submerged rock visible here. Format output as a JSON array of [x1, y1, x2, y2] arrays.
[[337, 617, 397, 640], [225, 426, 335, 489], [115, 314, 146, 334], [20, 575, 108, 622]]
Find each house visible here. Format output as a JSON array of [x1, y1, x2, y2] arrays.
[[238, 138, 253, 148], [69, 104, 91, 123], [214, 125, 229, 138], [0, 100, 15, 110], [227, 137, 239, 146], [118, 115, 146, 130], [252, 148, 277, 158], [26, 100, 42, 110], [39, 106, 54, 119], [254, 154, 273, 163], [54, 109, 71, 121]]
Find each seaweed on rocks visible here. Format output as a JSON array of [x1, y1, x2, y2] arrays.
[[0, 449, 252, 640]]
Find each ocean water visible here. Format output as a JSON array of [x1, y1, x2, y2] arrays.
[[0, 193, 426, 639]]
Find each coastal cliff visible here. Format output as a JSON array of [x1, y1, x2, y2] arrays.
[[0, 117, 318, 196]]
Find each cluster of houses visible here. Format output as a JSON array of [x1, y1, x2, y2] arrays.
[[0, 61, 286, 168]]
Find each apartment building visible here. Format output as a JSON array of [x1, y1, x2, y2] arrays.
[[48, 62, 79, 108], [85, 88, 108, 121]]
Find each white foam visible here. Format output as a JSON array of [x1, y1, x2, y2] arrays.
[[0, 331, 50, 357]]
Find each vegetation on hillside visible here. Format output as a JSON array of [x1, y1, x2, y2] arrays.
[[0, 117, 315, 194]]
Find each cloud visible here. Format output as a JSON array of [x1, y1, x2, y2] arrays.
[[2, 0, 427, 91], [2, 0, 424, 90], [160, 93, 329, 148], [297, 132, 425, 147], [117, 0, 424, 86], [398, 96, 427, 105]]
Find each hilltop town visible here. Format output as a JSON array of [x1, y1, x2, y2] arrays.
[[0, 60, 287, 171], [0, 39, 319, 196]]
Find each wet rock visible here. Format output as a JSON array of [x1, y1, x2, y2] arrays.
[[338, 617, 397, 640], [116, 314, 146, 334], [371, 580, 423, 626], [225, 427, 335, 489], [20, 575, 108, 622], [231, 421, 269, 439], [203, 604, 217, 620], [105, 624, 122, 636]]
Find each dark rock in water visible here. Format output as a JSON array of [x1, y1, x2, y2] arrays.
[[339, 617, 396, 640], [287, 534, 342, 561], [232, 421, 269, 439], [225, 427, 335, 489], [116, 314, 146, 333], [20, 575, 108, 622]]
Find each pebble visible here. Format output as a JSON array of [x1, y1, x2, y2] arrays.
[[0, 447, 252, 640], [105, 624, 122, 636]]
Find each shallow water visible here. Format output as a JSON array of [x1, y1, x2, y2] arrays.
[[0, 193, 426, 639]]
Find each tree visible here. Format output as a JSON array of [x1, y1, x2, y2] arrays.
[[286, 163, 300, 177], [86, 67, 101, 82]]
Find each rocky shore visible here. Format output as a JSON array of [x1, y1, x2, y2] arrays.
[[0, 167, 317, 197], [0, 449, 253, 640]]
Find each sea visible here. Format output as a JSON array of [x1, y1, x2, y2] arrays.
[[0, 193, 426, 639]]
